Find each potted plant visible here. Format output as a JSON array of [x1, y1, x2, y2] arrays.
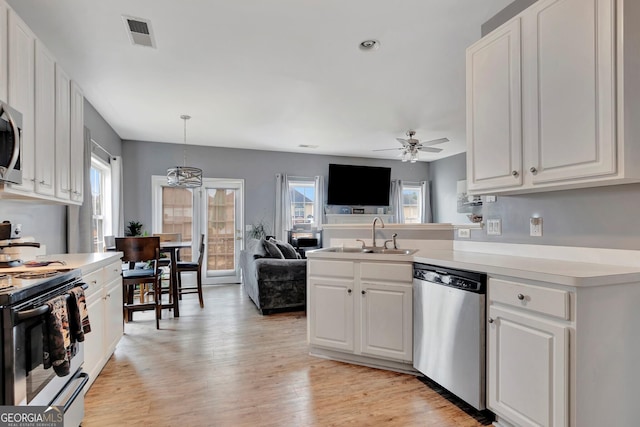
[[125, 221, 144, 237]]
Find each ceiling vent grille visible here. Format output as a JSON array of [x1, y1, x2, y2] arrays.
[[122, 15, 156, 48]]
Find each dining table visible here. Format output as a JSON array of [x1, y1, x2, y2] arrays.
[[159, 240, 192, 317]]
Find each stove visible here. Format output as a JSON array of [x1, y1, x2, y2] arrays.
[[0, 268, 80, 306]]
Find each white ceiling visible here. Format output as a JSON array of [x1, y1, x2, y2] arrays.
[[8, 0, 513, 162]]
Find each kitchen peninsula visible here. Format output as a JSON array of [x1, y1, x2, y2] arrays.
[[307, 239, 640, 427]]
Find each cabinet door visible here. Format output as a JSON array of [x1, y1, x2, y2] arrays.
[[466, 18, 522, 192], [359, 282, 412, 361], [308, 277, 355, 352], [488, 306, 568, 427], [7, 10, 35, 192], [83, 289, 105, 392], [55, 64, 71, 200], [104, 277, 123, 357], [0, 1, 8, 102], [34, 40, 55, 196], [69, 80, 84, 203], [525, 0, 615, 184]]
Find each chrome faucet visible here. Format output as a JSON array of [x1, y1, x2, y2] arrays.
[[372, 216, 384, 247]]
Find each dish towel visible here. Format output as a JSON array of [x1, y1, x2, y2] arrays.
[[68, 286, 91, 341], [43, 295, 71, 377]]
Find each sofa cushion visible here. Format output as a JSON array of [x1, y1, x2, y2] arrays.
[[261, 238, 284, 259], [269, 238, 299, 259]]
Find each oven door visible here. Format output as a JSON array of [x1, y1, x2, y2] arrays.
[[0, 101, 22, 185], [10, 306, 84, 406]]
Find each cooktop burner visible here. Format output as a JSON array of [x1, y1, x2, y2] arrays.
[[13, 271, 59, 280]]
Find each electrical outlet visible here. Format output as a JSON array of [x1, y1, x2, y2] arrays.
[[530, 217, 543, 237], [457, 228, 471, 238], [487, 219, 502, 236]]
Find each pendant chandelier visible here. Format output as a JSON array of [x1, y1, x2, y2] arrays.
[[167, 114, 202, 188]]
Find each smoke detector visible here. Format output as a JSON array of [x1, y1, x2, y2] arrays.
[[122, 15, 156, 48]]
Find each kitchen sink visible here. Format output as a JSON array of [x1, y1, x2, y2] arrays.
[[315, 247, 417, 255]]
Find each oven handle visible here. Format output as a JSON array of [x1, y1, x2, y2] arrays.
[[62, 372, 89, 413], [15, 283, 89, 321]]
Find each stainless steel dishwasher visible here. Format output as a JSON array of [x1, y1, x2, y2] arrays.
[[413, 262, 487, 410]]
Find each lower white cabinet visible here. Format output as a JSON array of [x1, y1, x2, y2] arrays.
[[307, 257, 413, 370], [83, 260, 123, 391], [488, 305, 568, 427]]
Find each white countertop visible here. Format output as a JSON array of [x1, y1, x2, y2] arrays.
[[308, 247, 640, 287], [1, 252, 122, 275]]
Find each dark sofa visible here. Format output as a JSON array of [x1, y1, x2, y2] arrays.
[[240, 238, 307, 314]]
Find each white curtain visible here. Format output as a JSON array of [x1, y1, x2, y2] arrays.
[[274, 173, 291, 241], [314, 175, 325, 227], [110, 156, 124, 236], [421, 180, 432, 223], [390, 179, 404, 224]]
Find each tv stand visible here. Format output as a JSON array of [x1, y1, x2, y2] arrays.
[[325, 214, 393, 225]]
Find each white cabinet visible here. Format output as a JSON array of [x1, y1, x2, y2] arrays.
[[307, 257, 413, 370], [34, 40, 56, 196], [466, 0, 640, 195], [488, 278, 569, 427], [82, 261, 123, 392], [466, 18, 522, 192], [54, 64, 71, 200], [0, 0, 8, 102], [7, 9, 35, 193], [69, 80, 84, 204]]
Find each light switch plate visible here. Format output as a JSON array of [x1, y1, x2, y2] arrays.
[[485, 195, 497, 203], [487, 219, 502, 236], [458, 228, 471, 238]]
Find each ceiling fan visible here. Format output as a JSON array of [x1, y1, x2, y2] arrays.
[[373, 130, 449, 162]]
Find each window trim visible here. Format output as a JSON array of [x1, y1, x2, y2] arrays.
[[90, 155, 112, 252], [288, 176, 318, 228]]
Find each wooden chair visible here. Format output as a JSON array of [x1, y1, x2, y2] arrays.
[[115, 236, 163, 329], [175, 234, 205, 308]]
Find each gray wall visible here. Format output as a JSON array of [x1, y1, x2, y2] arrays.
[[0, 99, 122, 254], [429, 153, 469, 224], [122, 140, 430, 235], [429, 152, 640, 250]]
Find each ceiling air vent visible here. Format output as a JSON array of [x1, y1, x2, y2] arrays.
[[122, 15, 156, 48]]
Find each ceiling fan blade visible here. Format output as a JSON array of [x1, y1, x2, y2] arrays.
[[396, 138, 409, 146], [372, 147, 403, 152], [422, 137, 449, 146], [417, 146, 443, 153]]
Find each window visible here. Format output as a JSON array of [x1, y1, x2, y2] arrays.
[[90, 156, 112, 252], [402, 184, 422, 224], [288, 178, 316, 227]]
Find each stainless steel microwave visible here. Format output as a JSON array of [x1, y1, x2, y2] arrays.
[[0, 100, 22, 184]]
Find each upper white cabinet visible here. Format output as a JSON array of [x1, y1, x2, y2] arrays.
[[0, 2, 84, 205], [467, 0, 640, 195], [34, 40, 56, 197], [55, 64, 71, 200], [7, 9, 35, 193], [69, 80, 84, 204], [466, 18, 522, 192]]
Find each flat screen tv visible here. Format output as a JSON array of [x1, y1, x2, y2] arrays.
[[327, 164, 391, 206]]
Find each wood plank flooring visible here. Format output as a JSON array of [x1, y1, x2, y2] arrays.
[[84, 285, 485, 427]]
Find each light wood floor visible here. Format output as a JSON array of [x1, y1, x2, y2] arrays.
[[84, 285, 485, 427]]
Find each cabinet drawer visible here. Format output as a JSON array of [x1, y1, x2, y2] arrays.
[[360, 262, 412, 283], [490, 278, 570, 320], [103, 261, 122, 284], [83, 268, 103, 298], [309, 260, 354, 278]]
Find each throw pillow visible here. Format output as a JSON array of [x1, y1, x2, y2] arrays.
[[269, 238, 298, 259], [261, 238, 284, 259]]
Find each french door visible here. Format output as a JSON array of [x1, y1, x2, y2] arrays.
[[197, 179, 244, 284], [152, 176, 244, 284]]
